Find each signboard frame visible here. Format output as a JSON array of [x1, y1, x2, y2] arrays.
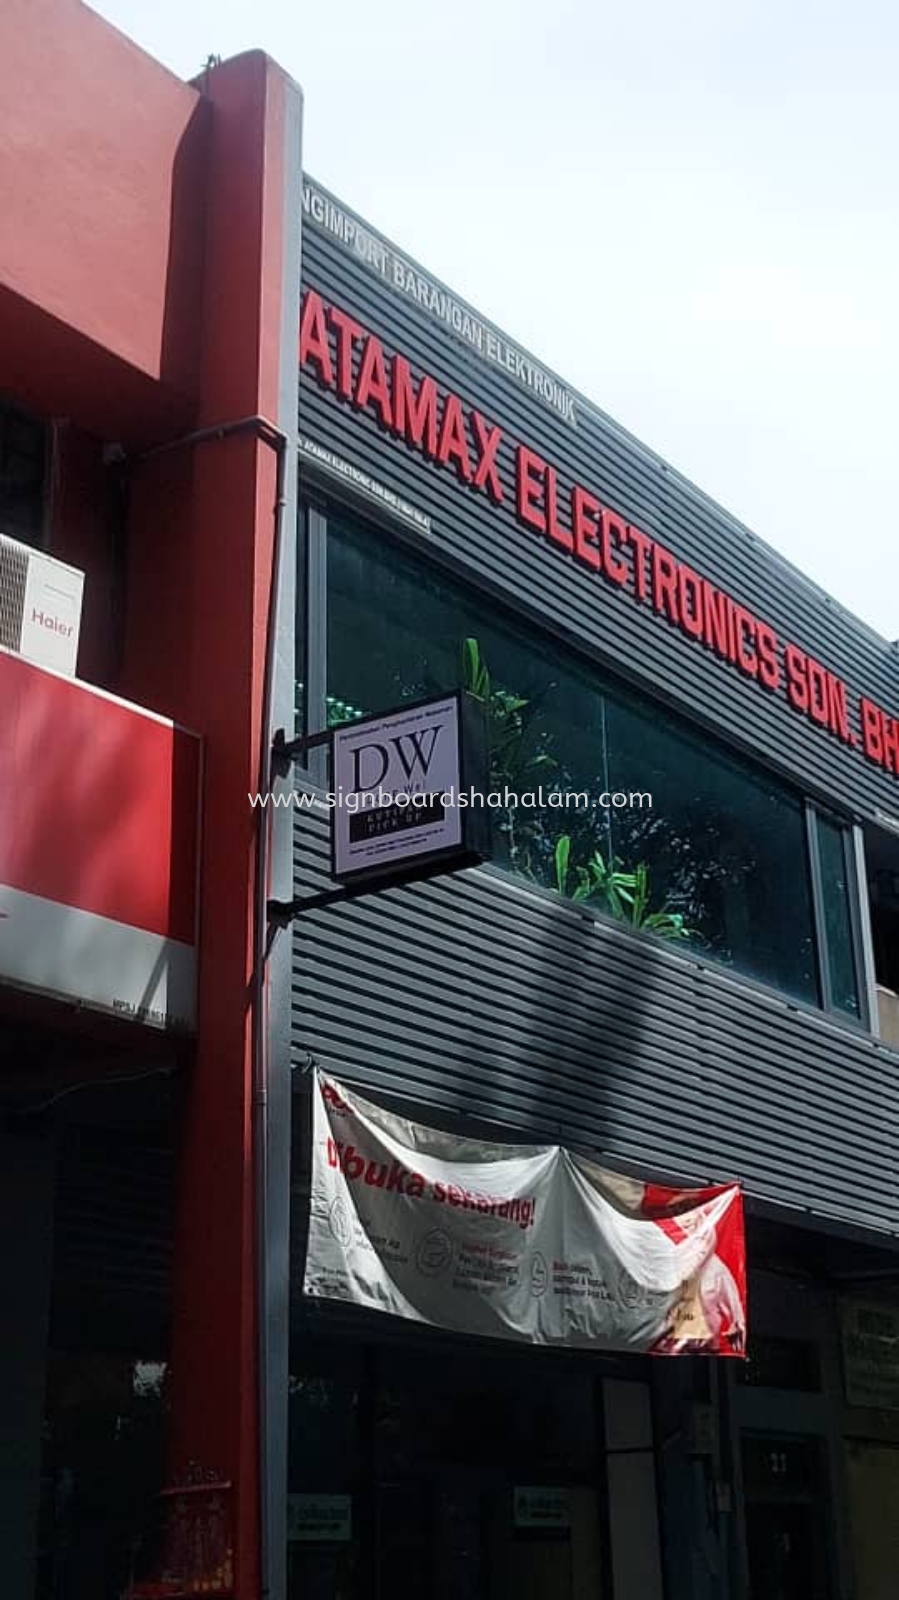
[[329, 689, 490, 889]]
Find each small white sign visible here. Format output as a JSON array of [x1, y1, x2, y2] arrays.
[[299, 436, 431, 534], [20, 549, 83, 676], [514, 1487, 570, 1531], [287, 1494, 352, 1543], [331, 694, 465, 882]]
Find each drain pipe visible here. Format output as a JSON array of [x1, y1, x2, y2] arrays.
[[251, 424, 289, 1600]]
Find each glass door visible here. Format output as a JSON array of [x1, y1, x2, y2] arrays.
[[370, 1349, 603, 1600], [741, 1434, 834, 1600], [287, 1336, 608, 1600]]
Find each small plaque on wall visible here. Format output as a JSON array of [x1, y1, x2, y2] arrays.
[[841, 1301, 899, 1411], [287, 1493, 352, 1543], [513, 1487, 571, 1532]]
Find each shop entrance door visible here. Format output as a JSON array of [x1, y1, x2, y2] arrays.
[[374, 1480, 593, 1600], [370, 1350, 603, 1600], [287, 1339, 608, 1600], [741, 1434, 834, 1600], [845, 1439, 899, 1600]]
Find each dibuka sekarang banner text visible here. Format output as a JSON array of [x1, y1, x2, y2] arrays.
[[304, 1073, 746, 1357]]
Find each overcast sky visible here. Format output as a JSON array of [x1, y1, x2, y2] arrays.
[[93, 0, 899, 641]]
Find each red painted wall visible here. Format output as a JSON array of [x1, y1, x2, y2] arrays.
[[0, 652, 198, 939], [0, 0, 204, 384], [0, 0, 207, 440]]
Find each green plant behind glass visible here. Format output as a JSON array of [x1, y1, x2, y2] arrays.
[[553, 837, 693, 940], [461, 636, 559, 874], [461, 637, 554, 786], [463, 636, 693, 943]]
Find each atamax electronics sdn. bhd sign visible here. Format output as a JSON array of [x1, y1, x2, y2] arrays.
[[330, 692, 488, 886], [299, 253, 899, 791]]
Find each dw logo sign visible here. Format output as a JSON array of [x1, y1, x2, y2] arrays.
[[350, 722, 445, 793], [330, 693, 488, 885]]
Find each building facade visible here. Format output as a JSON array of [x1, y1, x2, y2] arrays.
[[1, 5, 899, 1600], [286, 182, 899, 1600]]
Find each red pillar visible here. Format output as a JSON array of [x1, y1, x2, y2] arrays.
[[121, 52, 301, 1598]]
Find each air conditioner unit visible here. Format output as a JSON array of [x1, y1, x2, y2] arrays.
[[0, 532, 83, 677]]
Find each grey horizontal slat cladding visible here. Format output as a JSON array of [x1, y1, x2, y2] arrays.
[[290, 806, 899, 1238], [299, 212, 899, 823], [293, 190, 899, 1244]]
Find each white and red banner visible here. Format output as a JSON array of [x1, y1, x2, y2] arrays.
[[304, 1073, 747, 1357]]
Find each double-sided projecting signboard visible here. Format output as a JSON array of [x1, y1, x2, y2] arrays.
[[330, 692, 488, 885]]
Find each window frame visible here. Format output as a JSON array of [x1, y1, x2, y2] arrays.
[[806, 803, 870, 1029], [302, 484, 876, 1036]]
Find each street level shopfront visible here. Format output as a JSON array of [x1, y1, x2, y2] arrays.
[[286, 1328, 662, 1600], [286, 1279, 899, 1600]]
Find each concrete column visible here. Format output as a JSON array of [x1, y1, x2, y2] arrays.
[[121, 51, 302, 1600]]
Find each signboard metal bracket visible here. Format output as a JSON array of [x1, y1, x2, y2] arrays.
[[267, 876, 390, 932], [266, 859, 470, 949], [266, 693, 489, 953], [270, 723, 331, 778], [267, 720, 455, 944]]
